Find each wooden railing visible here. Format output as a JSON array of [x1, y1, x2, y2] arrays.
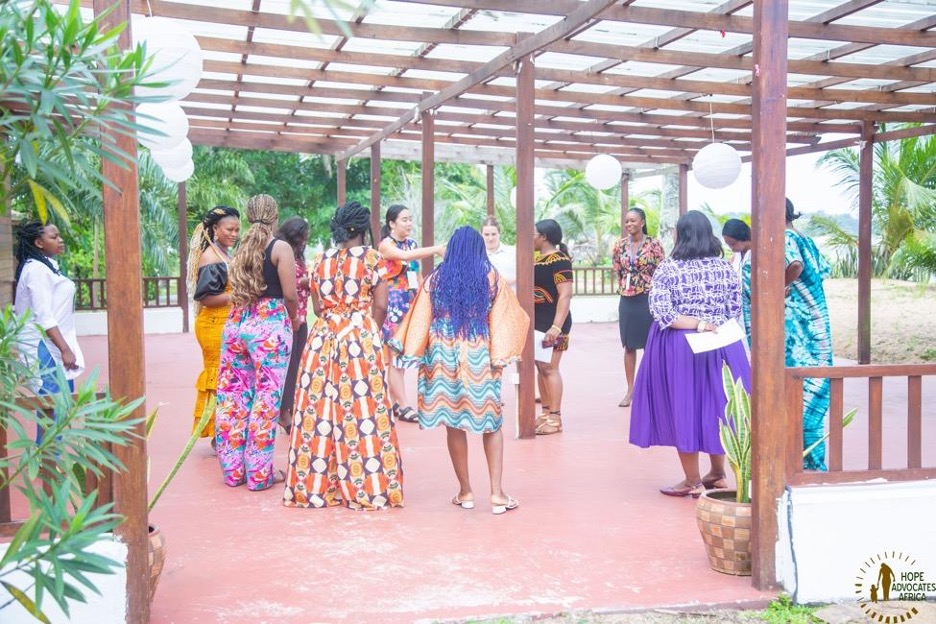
[[74, 276, 180, 311], [572, 266, 618, 296], [1, 396, 113, 537], [785, 364, 936, 486]]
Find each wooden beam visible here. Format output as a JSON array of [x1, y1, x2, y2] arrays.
[[857, 122, 874, 365], [178, 182, 189, 334], [370, 143, 381, 244], [91, 0, 149, 619], [678, 164, 688, 216], [749, 0, 789, 592], [336, 0, 619, 160], [486, 164, 495, 218], [620, 170, 630, 237], [337, 159, 347, 206], [604, 4, 936, 48], [420, 109, 435, 275], [515, 54, 536, 441]]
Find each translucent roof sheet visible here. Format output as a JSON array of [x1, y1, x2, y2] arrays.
[[96, 0, 933, 166]]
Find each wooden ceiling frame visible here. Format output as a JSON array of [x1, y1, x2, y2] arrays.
[[91, 0, 936, 167]]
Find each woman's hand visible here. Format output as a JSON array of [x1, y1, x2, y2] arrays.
[[61, 347, 79, 370], [435, 245, 447, 257], [544, 325, 562, 346], [696, 320, 717, 333]]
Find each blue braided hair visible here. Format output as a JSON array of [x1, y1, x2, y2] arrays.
[[428, 226, 497, 339]]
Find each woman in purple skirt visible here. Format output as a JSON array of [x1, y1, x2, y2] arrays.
[[629, 211, 751, 498]]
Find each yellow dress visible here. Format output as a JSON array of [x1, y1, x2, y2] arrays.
[[193, 267, 231, 437]]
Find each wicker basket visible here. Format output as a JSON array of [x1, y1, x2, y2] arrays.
[[148, 524, 167, 602], [696, 489, 752, 576]]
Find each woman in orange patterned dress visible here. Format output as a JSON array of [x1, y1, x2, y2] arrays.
[[283, 201, 404, 510]]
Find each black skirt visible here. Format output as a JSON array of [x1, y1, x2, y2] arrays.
[[618, 293, 653, 350]]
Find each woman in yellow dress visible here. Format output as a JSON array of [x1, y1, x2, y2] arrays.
[[187, 206, 241, 445]]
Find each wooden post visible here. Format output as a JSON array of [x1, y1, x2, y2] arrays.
[[177, 182, 189, 333], [515, 55, 536, 440], [620, 170, 630, 236], [678, 164, 688, 216], [486, 164, 495, 218], [92, 0, 150, 618], [421, 108, 435, 275], [370, 143, 382, 245], [857, 122, 874, 365], [337, 159, 347, 207], [749, 0, 789, 591]]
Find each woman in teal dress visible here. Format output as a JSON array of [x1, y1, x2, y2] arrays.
[[784, 199, 833, 471]]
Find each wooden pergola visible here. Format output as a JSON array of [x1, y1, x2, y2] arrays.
[[64, 0, 936, 621]]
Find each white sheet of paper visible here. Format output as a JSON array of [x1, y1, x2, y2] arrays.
[[533, 330, 552, 363], [685, 318, 745, 354]]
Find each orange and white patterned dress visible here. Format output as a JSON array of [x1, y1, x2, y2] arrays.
[[283, 246, 404, 510]]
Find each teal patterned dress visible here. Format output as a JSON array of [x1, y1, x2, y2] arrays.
[[784, 229, 833, 471]]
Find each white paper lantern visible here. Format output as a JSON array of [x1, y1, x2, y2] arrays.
[[150, 138, 193, 170], [585, 154, 622, 190], [136, 102, 189, 151], [161, 159, 194, 183], [692, 142, 742, 189], [134, 16, 203, 101]]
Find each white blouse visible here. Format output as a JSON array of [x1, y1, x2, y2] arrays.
[[14, 258, 85, 384]]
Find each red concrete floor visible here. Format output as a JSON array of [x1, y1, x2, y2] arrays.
[[78, 323, 934, 623]]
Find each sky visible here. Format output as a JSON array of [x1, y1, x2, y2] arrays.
[[632, 150, 858, 217]]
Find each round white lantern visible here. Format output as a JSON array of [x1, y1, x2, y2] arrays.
[[161, 159, 195, 183], [133, 16, 203, 101], [692, 142, 742, 189], [136, 102, 189, 151], [585, 154, 622, 190], [150, 138, 193, 170]]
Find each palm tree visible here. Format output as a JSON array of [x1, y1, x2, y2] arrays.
[[817, 129, 936, 280], [435, 164, 517, 243]]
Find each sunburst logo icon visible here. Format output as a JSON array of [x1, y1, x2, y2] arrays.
[[854, 552, 933, 623]]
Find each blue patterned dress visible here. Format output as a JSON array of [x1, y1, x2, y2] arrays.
[[784, 229, 833, 471], [381, 236, 421, 369]]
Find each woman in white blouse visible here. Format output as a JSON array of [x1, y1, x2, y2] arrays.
[[13, 221, 84, 410]]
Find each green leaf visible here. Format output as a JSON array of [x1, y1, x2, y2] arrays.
[[0, 509, 42, 569], [0, 580, 52, 624]]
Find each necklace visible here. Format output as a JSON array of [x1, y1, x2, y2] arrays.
[[212, 241, 233, 264]]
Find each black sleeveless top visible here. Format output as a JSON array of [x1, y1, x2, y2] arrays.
[[260, 239, 284, 298]]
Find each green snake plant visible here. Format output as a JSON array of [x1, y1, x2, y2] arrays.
[[719, 363, 858, 504]]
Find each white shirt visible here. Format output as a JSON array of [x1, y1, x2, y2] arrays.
[[487, 244, 516, 289], [14, 258, 85, 386]]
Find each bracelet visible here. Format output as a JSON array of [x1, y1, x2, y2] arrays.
[[697, 320, 706, 332], [550, 324, 562, 333]]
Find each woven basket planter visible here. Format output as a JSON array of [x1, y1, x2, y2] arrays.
[[696, 489, 752, 576], [148, 524, 167, 602]]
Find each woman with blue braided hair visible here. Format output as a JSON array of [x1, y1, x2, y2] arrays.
[[392, 226, 528, 515]]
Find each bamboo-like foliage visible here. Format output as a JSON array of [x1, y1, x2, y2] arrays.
[[719, 364, 752, 504]]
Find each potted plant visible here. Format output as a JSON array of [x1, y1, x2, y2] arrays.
[[696, 364, 856, 576]]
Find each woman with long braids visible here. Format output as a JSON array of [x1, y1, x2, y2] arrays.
[[187, 205, 240, 445], [378, 204, 445, 423], [215, 194, 299, 491], [611, 208, 664, 408], [532, 219, 574, 436], [275, 216, 311, 434], [13, 221, 84, 434], [284, 201, 404, 510], [392, 226, 527, 514]]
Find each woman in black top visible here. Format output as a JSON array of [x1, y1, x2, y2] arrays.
[[214, 194, 299, 491], [532, 219, 574, 435]]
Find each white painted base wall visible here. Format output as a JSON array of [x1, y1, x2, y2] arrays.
[[570, 296, 618, 324], [777, 480, 936, 604], [76, 306, 188, 336], [0, 537, 127, 623]]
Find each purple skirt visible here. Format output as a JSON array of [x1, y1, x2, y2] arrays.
[[628, 323, 751, 454]]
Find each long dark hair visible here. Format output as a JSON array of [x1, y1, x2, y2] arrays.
[[722, 218, 751, 242], [381, 204, 408, 240], [627, 208, 649, 235], [671, 210, 724, 260], [535, 219, 570, 259], [14, 221, 58, 282], [785, 198, 801, 223], [277, 216, 310, 261], [428, 226, 496, 339], [332, 201, 372, 246]]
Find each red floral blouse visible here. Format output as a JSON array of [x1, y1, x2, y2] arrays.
[[611, 236, 665, 297]]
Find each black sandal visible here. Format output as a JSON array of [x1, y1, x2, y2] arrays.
[[397, 406, 419, 423]]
